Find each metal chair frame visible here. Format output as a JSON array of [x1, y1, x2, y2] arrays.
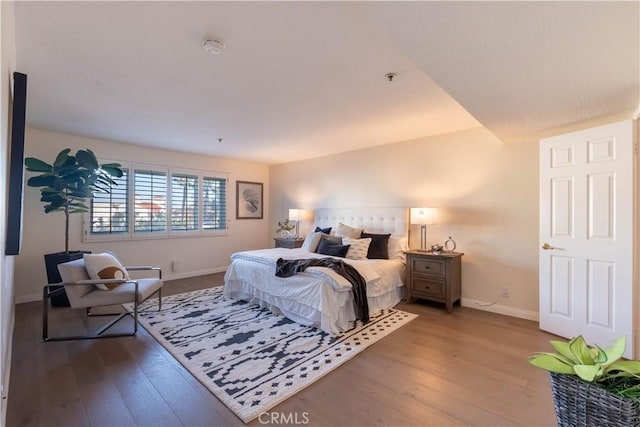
[[43, 266, 162, 342]]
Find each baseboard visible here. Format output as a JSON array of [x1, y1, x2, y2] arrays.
[[15, 266, 231, 304], [461, 298, 539, 322], [2, 310, 14, 427], [164, 266, 228, 281], [14, 293, 39, 304]]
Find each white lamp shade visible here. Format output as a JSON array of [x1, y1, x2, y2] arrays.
[[410, 207, 437, 225], [288, 209, 305, 221]]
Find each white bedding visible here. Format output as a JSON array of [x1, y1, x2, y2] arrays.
[[223, 248, 405, 334]]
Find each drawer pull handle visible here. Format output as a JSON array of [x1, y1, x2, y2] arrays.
[[424, 266, 430, 269]]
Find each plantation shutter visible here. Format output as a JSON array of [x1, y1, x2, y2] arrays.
[[171, 173, 199, 231], [202, 177, 226, 230], [134, 170, 167, 232], [90, 169, 129, 234]]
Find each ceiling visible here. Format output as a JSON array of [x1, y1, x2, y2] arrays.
[[13, 1, 639, 165]]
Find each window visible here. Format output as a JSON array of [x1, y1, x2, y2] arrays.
[[85, 162, 227, 241]]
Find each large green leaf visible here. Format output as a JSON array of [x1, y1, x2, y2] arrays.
[[528, 353, 575, 374], [550, 340, 580, 364], [69, 201, 88, 209], [569, 336, 595, 365], [44, 204, 65, 213], [76, 149, 99, 170], [591, 346, 608, 364], [59, 168, 83, 179], [574, 364, 601, 382], [602, 336, 626, 367], [101, 164, 123, 177], [54, 155, 77, 171], [27, 175, 56, 187], [40, 193, 65, 204], [24, 157, 52, 172], [52, 149, 71, 167]]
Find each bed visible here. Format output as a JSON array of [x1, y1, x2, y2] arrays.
[[223, 207, 409, 334]]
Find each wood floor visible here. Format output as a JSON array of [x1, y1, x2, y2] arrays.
[[7, 274, 558, 426]]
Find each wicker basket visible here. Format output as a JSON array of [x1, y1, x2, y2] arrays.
[[550, 372, 640, 426]]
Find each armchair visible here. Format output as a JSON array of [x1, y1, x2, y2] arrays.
[[43, 253, 163, 341]]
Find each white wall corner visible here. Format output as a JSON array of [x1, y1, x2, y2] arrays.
[[461, 298, 540, 322]]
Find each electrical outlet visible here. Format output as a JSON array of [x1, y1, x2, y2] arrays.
[[500, 287, 510, 298], [171, 261, 179, 272]]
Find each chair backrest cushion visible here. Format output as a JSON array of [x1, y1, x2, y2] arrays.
[[57, 258, 94, 306], [83, 252, 130, 290]]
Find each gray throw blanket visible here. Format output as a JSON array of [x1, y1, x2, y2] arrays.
[[275, 257, 369, 323]]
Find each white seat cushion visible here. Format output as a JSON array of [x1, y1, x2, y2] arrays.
[[74, 278, 163, 308]]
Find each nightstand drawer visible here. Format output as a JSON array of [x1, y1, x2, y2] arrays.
[[411, 278, 445, 299], [411, 258, 445, 277]]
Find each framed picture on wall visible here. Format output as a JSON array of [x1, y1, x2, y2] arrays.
[[236, 180, 263, 219]]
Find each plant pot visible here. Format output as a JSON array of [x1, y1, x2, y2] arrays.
[[280, 230, 294, 239], [44, 251, 90, 307], [549, 372, 640, 426]]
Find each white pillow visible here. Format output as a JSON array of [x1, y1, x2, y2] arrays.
[[83, 252, 130, 290], [388, 236, 408, 261], [335, 222, 363, 239], [302, 231, 323, 252], [342, 237, 372, 260]]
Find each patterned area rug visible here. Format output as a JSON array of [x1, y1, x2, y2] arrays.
[[128, 286, 417, 423]]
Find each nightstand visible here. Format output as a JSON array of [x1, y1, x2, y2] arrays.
[[405, 250, 463, 313], [274, 237, 304, 249]]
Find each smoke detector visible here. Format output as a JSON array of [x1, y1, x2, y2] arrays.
[[203, 38, 225, 54]]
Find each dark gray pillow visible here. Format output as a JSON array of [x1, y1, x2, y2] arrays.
[[320, 234, 342, 245], [314, 226, 332, 234], [317, 238, 350, 258], [361, 232, 391, 259]]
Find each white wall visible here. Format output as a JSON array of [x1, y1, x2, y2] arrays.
[[14, 127, 270, 302], [270, 127, 540, 318], [1, 1, 17, 423]]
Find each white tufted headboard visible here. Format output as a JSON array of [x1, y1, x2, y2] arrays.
[[312, 207, 409, 237]]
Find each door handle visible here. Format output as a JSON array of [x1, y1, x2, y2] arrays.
[[542, 243, 559, 250]]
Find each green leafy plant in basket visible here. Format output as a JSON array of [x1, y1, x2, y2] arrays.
[[529, 335, 640, 400]]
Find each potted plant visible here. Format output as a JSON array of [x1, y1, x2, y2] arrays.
[[276, 219, 296, 239], [25, 148, 123, 305], [529, 335, 640, 426]]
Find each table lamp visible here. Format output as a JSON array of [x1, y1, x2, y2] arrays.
[[288, 209, 306, 238], [410, 207, 437, 251]]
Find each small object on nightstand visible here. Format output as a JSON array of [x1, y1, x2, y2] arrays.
[[405, 250, 463, 313], [274, 237, 304, 249], [444, 236, 457, 252]]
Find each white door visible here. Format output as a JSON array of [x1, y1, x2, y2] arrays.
[[539, 120, 634, 358]]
